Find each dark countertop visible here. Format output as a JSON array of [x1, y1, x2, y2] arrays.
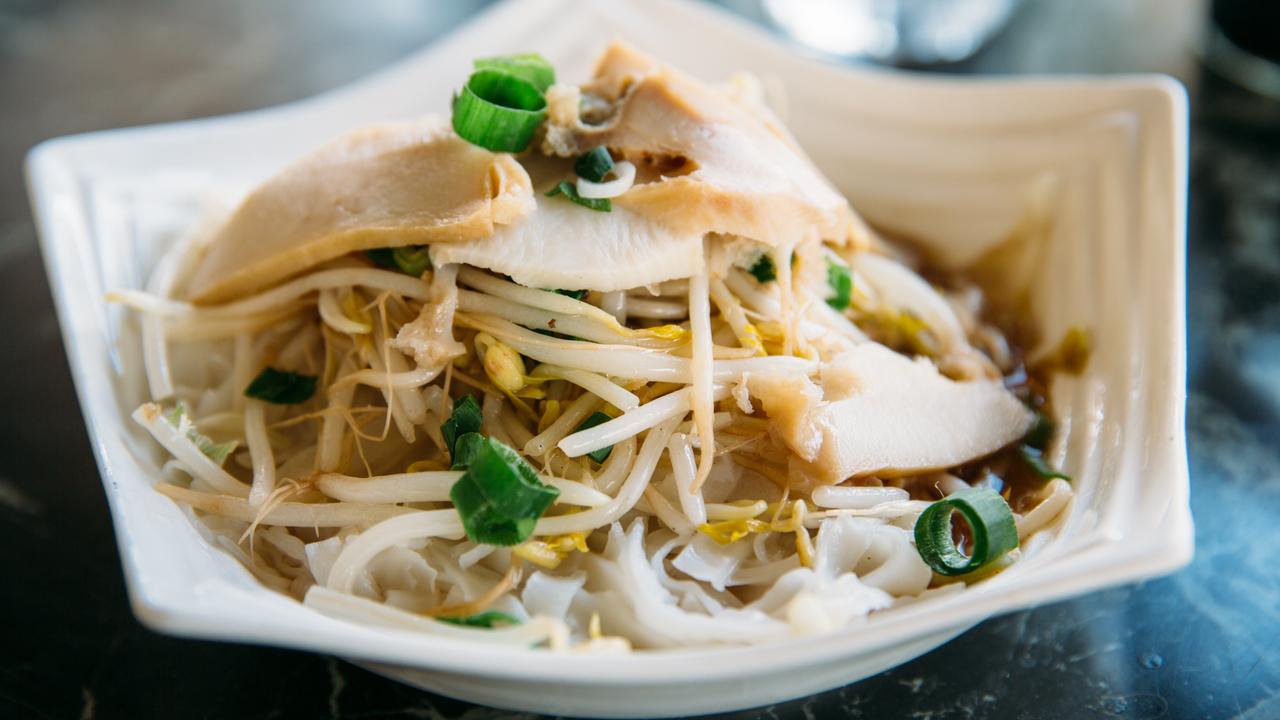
[[2, 1, 1277, 718]]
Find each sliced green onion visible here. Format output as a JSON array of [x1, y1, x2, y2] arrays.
[[748, 253, 776, 283], [914, 488, 1018, 576], [437, 610, 522, 628], [574, 411, 615, 463], [441, 395, 483, 462], [450, 474, 533, 546], [450, 436, 559, 546], [451, 432, 486, 471], [244, 368, 316, 404], [573, 146, 615, 183], [825, 258, 852, 311], [1019, 446, 1070, 481], [546, 180, 611, 212], [365, 248, 397, 271], [391, 246, 432, 276], [1022, 411, 1054, 451], [365, 245, 432, 276], [552, 288, 588, 301], [452, 69, 547, 152], [474, 53, 555, 93]]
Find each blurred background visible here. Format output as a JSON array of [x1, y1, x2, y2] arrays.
[[1, 0, 1278, 718]]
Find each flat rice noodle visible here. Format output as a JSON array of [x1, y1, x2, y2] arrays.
[[186, 117, 533, 303]]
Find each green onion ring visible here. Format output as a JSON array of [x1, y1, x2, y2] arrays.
[[573, 146, 615, 183], [914, 487, 1018, 576], [474, 53, 556, 93], [451, 69, 547, 152]]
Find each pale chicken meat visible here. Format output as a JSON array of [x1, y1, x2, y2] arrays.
[[429, 195, 705, 292], [747, 373, 825, 463], [184, 118, 533, 303], [541, 42, 873, 250], [789, 344, 1034, 486], [391, 265, 466, 369]]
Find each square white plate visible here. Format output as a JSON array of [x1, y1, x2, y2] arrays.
[[25, 0, 1192, 716]]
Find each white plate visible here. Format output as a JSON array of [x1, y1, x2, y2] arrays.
[[25, 0, 1192, 716]]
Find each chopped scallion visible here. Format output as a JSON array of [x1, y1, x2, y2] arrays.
[[573, 146, 615, 183], [450, 436, 559, 546], [1022, 411, 1054, 451], [365, 245, 431, 276], [914, 488, 1018, 576], [440, 395, 483, 463], [244, 368, 317, 404], [450, 432, 486, 471], [546, 180, 611, 212], [826, 258, 852, 311], [437, 610, 522, 628], [473, 53, 555, 93], [1019, 446, 1070, 481], [552, 288, 588, 301], [452, 69, 547, 152], [574, 411, 614, 463], [748, 253, 776, 283]]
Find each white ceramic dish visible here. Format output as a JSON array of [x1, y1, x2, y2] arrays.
[[25, 0, 1192, 716]]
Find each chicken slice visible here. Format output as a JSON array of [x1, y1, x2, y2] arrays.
[[542, 42, 874, 250], [794, 343, 1033, 486], [185, 117, 533, 303]]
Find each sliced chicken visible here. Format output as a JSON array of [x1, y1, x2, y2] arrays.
[[391, 265, 466, 368], [542, 42, 873, 250], [794, 343, 1033, 485], [185, 118, 533, 303], [430, 195, 705, 292], [748, 373, 825, 462]]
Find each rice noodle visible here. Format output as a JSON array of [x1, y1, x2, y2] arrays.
[[304, 585, 567, 648], [326, 510, 466, 593], [1016, 478, 1072, 539]]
